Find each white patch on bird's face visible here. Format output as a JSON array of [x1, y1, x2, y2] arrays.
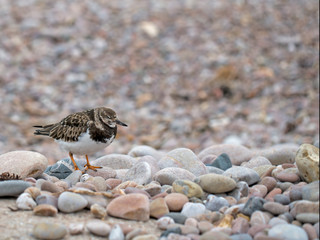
[[55, 129, 114, 156]]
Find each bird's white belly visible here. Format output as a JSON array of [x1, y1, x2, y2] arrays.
[[56, 130, 114, 155]]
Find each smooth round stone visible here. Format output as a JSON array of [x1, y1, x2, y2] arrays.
[[172, 179, 203, 198], [277, 182, 293, 192], [268, 217, 288, 226], [150, 197, 169, 219], [92, 176, 108, 191], [195, 173, 237, 194], [109, 224, 124, 240], [40, 181, 63, 193], [198, 220, 213, 233], [0, 180, 31, 197], [301, 181, 319, 201], [263, 202, 289, 215], [16, 192, 37, 210], [241, 156, 272, 169], [210, 153, 232, 170], [249, 185, 268, 198], [290, 200, 319, 218], [107, 193, 150, 221], [82, 194, 107, 208], [274, 194, 290, 205], [302, 223, 318, 240], [231, 217, 250, 234], [69, 223, 84, 235], [255, 144, 299, 165], [164, 212, 188, 224], [86, 167, 117, 179], [265, 188, 282, 201], [33, 222, 67, 240], [250, 211, 272, 226], [128, 145, 164, 160], [289, 189, 303, 202], [274, 168, 300, 183], [0, 151, 48, 179], [241, 197, 266, 216], [164, 193, 189, 211], [296, 213, 319, 224], [86, 219, 111, 237], [223, 166, 260, 185], [157, 217, 175, 230], [206, 166, 225, 174], [230, 233, 253, 240], [90, 203, 107, 219], [143, 182, 162, 197], [158, 148, 208, 176], [198, 144, 254, 166], [205, 195, 229, 211], [185, 217, 198, 227], [295, 144, 319, 183], [268, 223, 308, 240], [153, 167, 196, 185], [124, 162, 152, 185], [33, 204, 57, 216], [106, 178, 122, 189], [91, 154, 137, 169], [253, 165, 276, 178], [36, 194, 58, 208], [181, 202, 206, 218], [58, 192, 88, 213]]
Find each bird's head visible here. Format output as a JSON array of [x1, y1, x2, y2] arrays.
[[99, 107, 128, 128]]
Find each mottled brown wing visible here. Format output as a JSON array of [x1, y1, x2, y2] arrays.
[[48, 111, 93, 142]]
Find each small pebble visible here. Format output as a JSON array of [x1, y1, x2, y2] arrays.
[[86, 219, 111, 237], [33, 222, 67, 240], [69, 223, 84, 235], [181, 202, 206, 218], [33, 204, 57, 216], [16, 192, 37, 210], [90, 203, 107, 219], [57, 192, 88, 213], [109, 224, 124, 240]]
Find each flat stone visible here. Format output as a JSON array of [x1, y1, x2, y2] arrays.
[[0, 180, 31, 197], [124, 162, 152, 185], [223, 166, 260, 185], [57, 192, 88, 213], [296, 213, 319, 224], [195, 173, 237, 193], [45, 158, 86, 179], [91, 154, 137, 169], [295, 144, 319, 183], [86, 167, 117, 179], [273, 194, 290, 205], [198, 144, 253, 166], [40, 181, 63, 193], [33, 222, 67, 240], [172, 179, 203, 198], [86, 219, 111, 237], [107, 193, 149, 221], [153, 167, 196, 185], [268, 223, 308, 240], [158, 148, 208, 176], [290, 200, 319, 218], [253, 165, 276, 178], [69, 223, 84, 235], [0, 151, 48, 179], [260, 177, 277, 192], [263, 202, 289, 215]]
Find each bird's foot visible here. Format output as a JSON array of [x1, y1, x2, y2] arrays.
[[83, 164, 102, 172]]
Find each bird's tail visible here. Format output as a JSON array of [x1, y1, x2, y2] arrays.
[[33, 124, 54, 136]]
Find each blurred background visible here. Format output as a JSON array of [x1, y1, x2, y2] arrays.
[[0, 0, 318, 164]]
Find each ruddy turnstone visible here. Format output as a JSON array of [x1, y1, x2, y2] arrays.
[[33, 107, 127, 171]]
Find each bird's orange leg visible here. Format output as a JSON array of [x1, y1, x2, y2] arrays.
[[69, 152, 80, 171], [84, 155, 102, 171]]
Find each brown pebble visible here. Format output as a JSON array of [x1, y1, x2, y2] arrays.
[[41, 181, 63, 193], [149, 197, 169, 219], [24, 187, 41, 200], [105, 178, 122, 189], [33, 204, 57, 216], [197, 221, 213, 233], [265, 188, 282, 201], [184, 217, 198, 227], [164, 193, 189, 211], [231, 217, 249, 234], [260, 177, 277, 192], [302, 223, 318, 240]]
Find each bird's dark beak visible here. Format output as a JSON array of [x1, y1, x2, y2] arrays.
[[116, 119, 128, 127]]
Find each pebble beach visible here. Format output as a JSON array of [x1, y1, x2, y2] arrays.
[[0, 0, 319, 239]]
